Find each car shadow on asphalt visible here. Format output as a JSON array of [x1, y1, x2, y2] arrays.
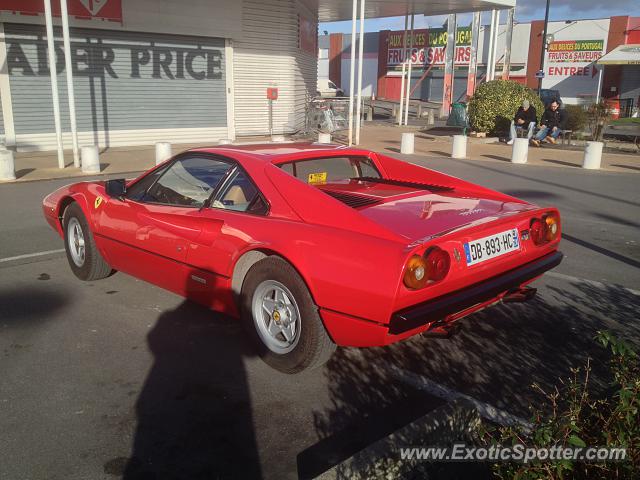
[[119, 297, 263, 479]]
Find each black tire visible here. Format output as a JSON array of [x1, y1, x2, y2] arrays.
[[62, 202, 113, 281], [240, 256, 336, 374]]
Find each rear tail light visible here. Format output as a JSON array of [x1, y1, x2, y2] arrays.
[[403, 248, 451, 290], [403, 255, 429, 290], [530, 212, 560, 246], [425, 247, 451, 282]]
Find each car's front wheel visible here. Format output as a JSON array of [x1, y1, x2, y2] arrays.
[[241, 256, 336, 373], [63, 202, 113, 281]]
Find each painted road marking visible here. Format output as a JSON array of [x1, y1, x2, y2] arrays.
[[391, 366, 532, 432], [0, 249, 65, 264], [546, 271, 640, 296]]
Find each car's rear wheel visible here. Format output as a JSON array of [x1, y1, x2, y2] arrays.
[[241, 256, 336, 373], [63, 202, 113, 281]]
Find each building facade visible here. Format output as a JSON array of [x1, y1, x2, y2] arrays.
[[320, 15, 640, 113], [0, 0, 318, 151]]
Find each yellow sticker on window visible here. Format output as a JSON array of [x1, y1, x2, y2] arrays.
[[308, 172, 327, 185]]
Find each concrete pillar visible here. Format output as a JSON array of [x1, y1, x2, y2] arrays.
[[155, 142, 172, 165], [400, 132, 415, 154], [427, 110, 435, 125], [451, 135, 467, 158], [218, 138, 233, 145], [511, 138, 528, 164], [318, 132, 331, 143], [0, 149, 16, 181], [582, 141, 603, 169], [81, 146, 100, 174]]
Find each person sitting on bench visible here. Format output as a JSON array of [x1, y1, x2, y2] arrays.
[[508, 99, 537, 145], [531, 100, 568, 146]]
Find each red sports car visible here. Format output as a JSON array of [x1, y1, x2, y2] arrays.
[[43, 144, 562, 373]]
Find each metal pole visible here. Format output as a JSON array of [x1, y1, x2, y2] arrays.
[[491, 10, 500, 80], [355, 0, 366, 145], [43, 0, 65, 168], [538, 0, 551, 94], [595, 66, 603, 104], [486, 10, 496, 81], [60, 0, 79, 167], [268, 98, 273, 136], [403, 13, 414, 126], [442, 14, 456, 117], [466, 11, 481, 97], [502, 8, 514, 80], [347, 0, 358, 145], [398, 13, 409, 126]]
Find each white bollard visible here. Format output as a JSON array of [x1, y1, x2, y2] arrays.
[[400, 132, 415, 154], [582, 141, 603, 170], [218, 138, 233, 145], [427, 110, 435, 125], [451, 135, 467, 159], [0, 149, 16, 181], [81, 146, 100, 174], [318, 132, 331, 143], [155, 142, 172, 165], [511, 138, 529, 164], [271, 135, 286, 142]]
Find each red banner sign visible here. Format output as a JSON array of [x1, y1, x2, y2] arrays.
[[0, 0, 123, 22]]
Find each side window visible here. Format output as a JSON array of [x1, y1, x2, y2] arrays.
[[125, 164, 170, 201], [212, 168, 266, 214], [144, 156, 231, 207]]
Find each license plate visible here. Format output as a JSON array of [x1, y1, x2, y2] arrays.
[[463, 228, 520, 266]]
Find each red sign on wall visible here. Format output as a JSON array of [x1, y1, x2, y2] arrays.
[[266, 88, 278, 100], [0, 0, 123, 22]]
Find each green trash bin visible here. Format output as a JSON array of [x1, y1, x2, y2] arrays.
[[446, 102, 469, 135]]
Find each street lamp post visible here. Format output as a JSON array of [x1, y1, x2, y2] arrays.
[[537, 0, 551, 95]]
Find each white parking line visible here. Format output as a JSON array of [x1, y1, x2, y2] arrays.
[[546, 271, 640, 296], [0, 249, 65, 263], [391, 366, 532, 432]]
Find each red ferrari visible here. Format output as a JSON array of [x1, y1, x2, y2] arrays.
[[43, 144, 562, 373]]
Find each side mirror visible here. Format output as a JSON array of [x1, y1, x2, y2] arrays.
[[105, 178, 126, 198]]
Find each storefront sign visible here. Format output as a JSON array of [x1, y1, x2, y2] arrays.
[[0, 0, 122, 22], [387, 27, 471, 68], [7, 41, 223, 80]]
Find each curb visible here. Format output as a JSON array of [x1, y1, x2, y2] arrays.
[[313, 399, 481, 480]]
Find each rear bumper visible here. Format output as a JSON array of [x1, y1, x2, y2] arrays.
[[388, 250, 563, 335]]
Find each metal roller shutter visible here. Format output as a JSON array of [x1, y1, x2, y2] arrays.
[[234, 0, 317, 136], [4, 23, 228, 150]]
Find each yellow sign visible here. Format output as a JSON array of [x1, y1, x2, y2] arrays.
[[94, 196, 103, 209], [308, 172, 327, 185]]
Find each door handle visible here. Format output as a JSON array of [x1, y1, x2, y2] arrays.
[[195, 219, 224, 247]]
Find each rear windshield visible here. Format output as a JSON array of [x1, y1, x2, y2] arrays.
[[279, 156, 381, 185]]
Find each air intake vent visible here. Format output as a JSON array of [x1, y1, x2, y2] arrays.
[[323, 190, 382, 209]]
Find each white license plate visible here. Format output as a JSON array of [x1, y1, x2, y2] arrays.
[[463, 228, 520, 266]]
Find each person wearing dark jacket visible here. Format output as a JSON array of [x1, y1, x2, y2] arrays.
[[531, 100, 568, 146], [508, 99, 537, 145]]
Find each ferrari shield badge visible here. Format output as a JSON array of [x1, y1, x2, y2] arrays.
[[94, 196, 103, 209]]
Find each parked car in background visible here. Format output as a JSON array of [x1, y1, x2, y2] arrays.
[[317, 78, 344, 97], [43, 144, 562, 373]]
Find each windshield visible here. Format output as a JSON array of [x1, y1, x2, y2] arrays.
[[279, 156, 381, 185]]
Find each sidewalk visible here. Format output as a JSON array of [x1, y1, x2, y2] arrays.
[[2, 124, 639, 183]]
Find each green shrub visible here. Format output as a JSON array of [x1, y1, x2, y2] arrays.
[[480, 331, 640, 479], [468, 80, 544, 134], [564, 104, 588, 133]]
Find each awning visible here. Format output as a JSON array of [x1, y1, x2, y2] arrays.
[[316, 0, 515, 22], [597, 44, 640, 65]]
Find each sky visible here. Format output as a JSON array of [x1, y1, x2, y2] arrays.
[[319, 0, 639, 34]]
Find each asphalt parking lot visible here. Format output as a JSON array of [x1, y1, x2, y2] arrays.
[[1, 154, 639, 479]]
